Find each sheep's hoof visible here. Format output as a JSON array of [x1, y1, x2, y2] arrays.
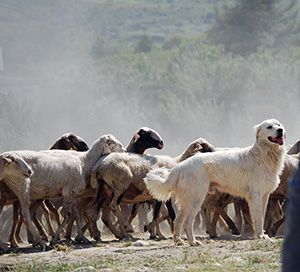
[[50, 239, 59, 247], [75, 235, 91, 244], [174, 237, 184, 246], [149, 235, 157, 240], [93, 235, 102, 242], [10, 240, 20, 248], [39, 241, 51, 251], [231, 229, 240, 236], [209, 233, 217, 239]]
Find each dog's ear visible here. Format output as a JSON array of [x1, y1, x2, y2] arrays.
[[254, 124, 261, 141]]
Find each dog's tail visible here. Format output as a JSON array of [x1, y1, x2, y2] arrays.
[[144, 166, 180, 201]]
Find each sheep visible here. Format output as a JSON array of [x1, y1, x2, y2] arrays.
[[126, 127, 164, 154], [9, 132, 90, 247], [90, 138, 215, 239], [64, 127, 164, 242], [287, 139, 300, 155], [0, 153, 33, 253], [1, 134, 125, 248], [49, 133, 89, 151]]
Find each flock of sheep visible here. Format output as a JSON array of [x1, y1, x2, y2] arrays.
[[0, 126, 299, 253]]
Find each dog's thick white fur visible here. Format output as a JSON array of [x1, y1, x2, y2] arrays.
[[144, 119, 286, 246]]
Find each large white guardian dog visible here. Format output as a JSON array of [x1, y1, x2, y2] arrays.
[[144, 119, 286, 246]]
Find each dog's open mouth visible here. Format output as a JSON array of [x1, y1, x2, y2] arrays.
[[23, 172, 32, 178], [268, 137, 284, 146]]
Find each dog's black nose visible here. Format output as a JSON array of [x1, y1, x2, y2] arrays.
[[277, 128, 283, 137]]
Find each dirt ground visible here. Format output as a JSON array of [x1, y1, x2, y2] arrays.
[[0, 227, 284, 271]]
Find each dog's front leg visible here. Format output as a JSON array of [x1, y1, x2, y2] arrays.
[[246, 193, 266, 239]]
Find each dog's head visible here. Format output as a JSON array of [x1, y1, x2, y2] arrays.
[[254, 119, 286, 147]]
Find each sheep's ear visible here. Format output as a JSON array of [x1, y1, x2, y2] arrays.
[[1, 157, 12, 167], [194, 143, 203, 152], [132, 133, 140, 143]]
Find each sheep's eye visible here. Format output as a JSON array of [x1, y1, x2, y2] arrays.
[[267, 126, 272, 129]]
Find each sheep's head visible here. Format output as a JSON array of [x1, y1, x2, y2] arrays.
[[126, 127, 164, 154], [188, 138, 216, 157], [100, 134, 126, 155], [51, 133, 89, 151], [1, 153, 32, 179]]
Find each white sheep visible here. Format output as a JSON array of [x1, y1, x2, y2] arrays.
[[90, 138, 215, 239], [0, 153, 33, 253], [1, 134, 125, 248], [9, 132, 90, 248], [64, 127, 164, 242]]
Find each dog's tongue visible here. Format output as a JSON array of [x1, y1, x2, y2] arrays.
[[271, 137, 284, 146]]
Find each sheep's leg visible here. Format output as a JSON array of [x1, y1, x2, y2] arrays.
[[51, 196, 74, 244], [210, 210, 219, 238], [271, 216, 285, 237], [233, 198, 243, 231], [101, 206, 123, 239], [40, 200, 55, 237], [128, 203, 140, 227], [155, 215, 168, 239], [15, 213, 24, 243], [83, 198, 105, 242], [264, 198, 279, 236], [9, 201, 21, 248], [215, 195, 239, 236], [82, 211, 94, 238], [165, 200, 175, 233], [240, 200, 253, 232], [154, 203, 170, 239], [148, 201, 162, 239], [202, 198, 215, 238], [63, 198, 89, 241], [73, 206, 90, 244], [6, 179, 47, 250], [29, 200, 49, 242], [51, 217, 69, 244], [45, 199, 63, 232], [109, 198, 133, 238], [0, 198, 9, 253], [64, 215, 76, 241]]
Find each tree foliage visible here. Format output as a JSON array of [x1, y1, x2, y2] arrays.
[[134, 35, 153, 53], [208, 0, 300, 55]]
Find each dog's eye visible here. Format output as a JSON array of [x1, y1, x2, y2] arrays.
[[267, 126, 272, 129]]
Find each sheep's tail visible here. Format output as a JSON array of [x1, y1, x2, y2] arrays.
[[144, 167, 179, 202]]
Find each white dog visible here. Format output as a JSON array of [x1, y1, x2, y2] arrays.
[[144, 119, 286, 246]]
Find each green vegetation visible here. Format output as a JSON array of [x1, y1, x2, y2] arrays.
[[208, 0, 300, 55], [0, 0, 299, 153]]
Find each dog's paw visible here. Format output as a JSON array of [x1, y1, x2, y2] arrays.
[[190, 240, 202, 246], [259, 234, 271, 240]]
